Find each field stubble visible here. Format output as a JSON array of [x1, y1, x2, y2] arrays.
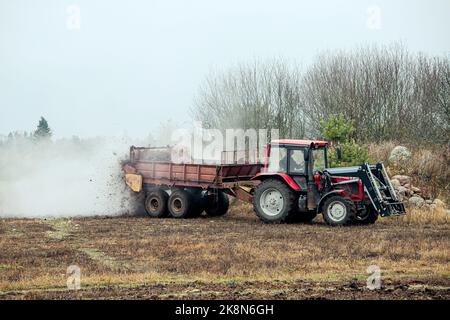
[[0, 201, 448, 299]]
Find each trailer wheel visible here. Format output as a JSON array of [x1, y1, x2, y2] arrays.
[[168, 189, 195, 218], [355, 206, 378, 225], [187, 189, 207, 217], [144, 189, 169, 218], [205, 191, 229, 217], [322, 196, 356, 226], [253, 179, 296, 223]]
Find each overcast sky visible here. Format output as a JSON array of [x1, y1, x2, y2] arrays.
[[0, 0, 449, 138]]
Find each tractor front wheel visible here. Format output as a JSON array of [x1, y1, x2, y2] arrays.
[[355, 205, 379, 225], [322, 196, 356, 226], [253, 179, 296, 223]]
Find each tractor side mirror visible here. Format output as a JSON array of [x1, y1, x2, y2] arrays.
[[337, 142, 342, 161]]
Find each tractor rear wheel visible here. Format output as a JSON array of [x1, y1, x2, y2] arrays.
[[355, 206, 378, 225], [144, 188, 169, 218], [168, 189, 195, 218], [322, 196, 356, 226], [253, 179, 296, 223], [205, 191, 229, 217]]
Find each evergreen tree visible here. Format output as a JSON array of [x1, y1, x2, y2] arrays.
[[320, 114, 368, 167], [34, 117, 52, 139]]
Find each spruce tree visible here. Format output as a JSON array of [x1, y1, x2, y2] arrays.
[[34, 117, 52, 139]]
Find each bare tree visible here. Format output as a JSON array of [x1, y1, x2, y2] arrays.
[[301, 44, 449, 143], [192, 59, 306, 138], [193, 44, 449, 144]]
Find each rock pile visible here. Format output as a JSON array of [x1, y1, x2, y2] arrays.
[[390, 174, 445, 209]]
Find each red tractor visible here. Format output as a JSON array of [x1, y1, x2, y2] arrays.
[[123, 139, 406, 226], [251, 139, 405, 225]]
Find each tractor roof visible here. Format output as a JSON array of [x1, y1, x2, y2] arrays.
[[271, 139, 329, 147]]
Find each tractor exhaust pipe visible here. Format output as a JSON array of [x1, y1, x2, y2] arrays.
[[306, 145, 318, 210]]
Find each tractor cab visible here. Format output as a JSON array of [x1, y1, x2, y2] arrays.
[[265, 139, 329, 175]]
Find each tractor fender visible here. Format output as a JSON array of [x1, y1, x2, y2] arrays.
[[251, 173, 300, 191], [316, 189, 346, 212]]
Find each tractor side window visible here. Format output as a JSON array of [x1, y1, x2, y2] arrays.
[[267, 147, 287, 173], [313, 148, 326, 171], [289, 149, 305, 174]]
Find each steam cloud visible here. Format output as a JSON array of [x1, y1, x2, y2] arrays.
[[0, 137, 138, 218]]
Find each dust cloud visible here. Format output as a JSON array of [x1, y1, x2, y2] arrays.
[[0, 136, 139, 218]]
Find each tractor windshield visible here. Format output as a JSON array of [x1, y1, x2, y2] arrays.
[[312, 147, 327, 171]]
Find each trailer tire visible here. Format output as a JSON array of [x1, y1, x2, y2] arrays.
[[253, 179, 296, 223], [355, 206, 378, 225], [168, 189, 195, 218], [144, 189, 169, 218], [188, 190, 207, 217], [322, 196, 356, 226], [205, 191, 229, 217]]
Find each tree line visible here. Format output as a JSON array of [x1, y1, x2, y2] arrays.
[[193, 44, 449, 144], [1, 117, 52, 144]]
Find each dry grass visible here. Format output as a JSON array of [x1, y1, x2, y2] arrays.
[[380, 206, 449, 225], [0, 204, 448, 299], [366, 141, 398, 164]]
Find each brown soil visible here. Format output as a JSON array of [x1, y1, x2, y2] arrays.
[[3, 279, 449, 300], [0, 202, 449, 299]]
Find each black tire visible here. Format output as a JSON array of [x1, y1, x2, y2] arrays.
[[144, 188, 169, 218], [322, 196, 356, 226], [253, 179, 297, 223], [289, 210, 317, 223], [355, 205, 379, 225], [168, 189, 195, 218], [187, 189, 207, 217], [205, 191, 229, 217]]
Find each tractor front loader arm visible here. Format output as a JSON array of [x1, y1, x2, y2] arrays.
[[358, 163, 406, 217]]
